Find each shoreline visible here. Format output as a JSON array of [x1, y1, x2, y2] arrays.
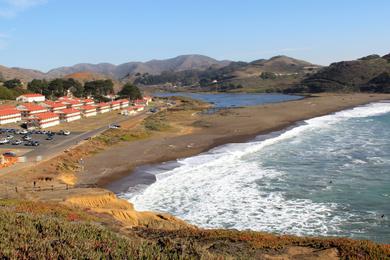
[[91, 93, 390, 192]]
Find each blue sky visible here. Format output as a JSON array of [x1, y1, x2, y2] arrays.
[[0, 0, 389, 71]]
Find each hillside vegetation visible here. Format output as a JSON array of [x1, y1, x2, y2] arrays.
[[0, 199, 389, 259], [285, 54, 390, 93]]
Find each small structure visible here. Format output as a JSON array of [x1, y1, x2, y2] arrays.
[[0, 109, 22, 125], [97, 102, 111, 114], [121, 106, 137, 116], [110, 100, 121, 111], [56, 108, 81, 122], [42, 101, 67, 112], [17, 103, 48, 117], [16, 93, 45, 103], [79, 105, 97, 117], [27, 112, 60, 129]]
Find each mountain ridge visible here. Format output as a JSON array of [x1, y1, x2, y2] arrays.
[[0, 54, 316, 83]]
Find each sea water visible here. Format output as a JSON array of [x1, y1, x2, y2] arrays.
[[119, 102, 390, 243], [154, 92, 303, 109]]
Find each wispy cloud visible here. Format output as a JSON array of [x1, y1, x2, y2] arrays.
[[0, 0, 47, 18]]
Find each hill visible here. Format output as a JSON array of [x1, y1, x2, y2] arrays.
[[285, 53, 390, 93], [47, 55, 230, 80], [0, 65, 46, 82], [133, 55, 321, 92], [64, 71, 123, 92]]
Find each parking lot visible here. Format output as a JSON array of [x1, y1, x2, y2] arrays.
[[0, 128, 78, 157]]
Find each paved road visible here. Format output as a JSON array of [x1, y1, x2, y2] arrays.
[[0, 111, 147, 174]]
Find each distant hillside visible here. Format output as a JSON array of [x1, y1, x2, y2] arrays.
[[286, 53, 390, 93], [64, 71, 123, 92], [133, 55, 321, 92], [47, 55, 230, 80], [0, 65, 46, 82], [233, 55, 319, 78]]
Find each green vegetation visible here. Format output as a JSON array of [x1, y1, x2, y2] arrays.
[[3, 78, 23, 89], [134, 61, 248, 87], [27, 78, 114, 99], [0, 85, 28, 100], [0, 200, 188, 259], [143, 112, 171, 131], [285, 53, 390, 93], [0, 199, 388, 259], [84, 79, 114, 97], [118, 82, 142, 100], [260, 71, 277, 80]]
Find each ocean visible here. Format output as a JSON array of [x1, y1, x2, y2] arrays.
[[118, 101, 390, 243]]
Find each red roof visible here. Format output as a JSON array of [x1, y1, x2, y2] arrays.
[[0, 105, 16, 111], [134, 99, 146, 103], [0, 109, 21, 116], [98, 102, 110, 108], [111, 100, 121, 105], [20, 93, 45, 98], [117, 99, 129, 103], [57, 108, 81, 115], [34, 112, 59, 120], [62, 99, 82, 105], [44, 101, 67, 108], [80, 105, 96, 111], [18, 103, 47, 112], [82, 98, 94, 103]]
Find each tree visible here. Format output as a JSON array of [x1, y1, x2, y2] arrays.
[[27, 79, 49, 95], [84, 80, 114, 97], [260, 72, 277, 80], [4, 79, 22, 89], [118, 83, 142, 100]]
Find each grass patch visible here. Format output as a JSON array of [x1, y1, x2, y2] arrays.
[[143, 112, 171, 131]]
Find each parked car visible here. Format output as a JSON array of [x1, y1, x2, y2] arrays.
[[3, 152, 16, 157], [0, 139, 10, 144], [46, 135, 54, 141], [20, 129, 28, 135], [59, 130, 71, 135], [109, 124, 120, 129], [12, 140, 23, 145], [6, 135, 14, 139], [22, 135, 32, 141]]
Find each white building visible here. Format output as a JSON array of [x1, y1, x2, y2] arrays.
[[56, 108, 81, 122], [16, 93, 46, 103], [110, 100, 121, 110], [118, 99, 130, 108], [28, 112, 60, 129], [42, 101, 67, 112], [17, 103, 48, 117], [97, 103, 111, 114], [79, 105, 97, 117], [0, 109, 22, 125]]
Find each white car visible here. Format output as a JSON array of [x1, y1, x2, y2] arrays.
[[60, 130, 71, 136], [109, 124, 120, 129], [6, 135, 14, 139], [0, 139, 10, 144]]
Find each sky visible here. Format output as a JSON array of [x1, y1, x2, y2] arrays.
[[0, 0, 389, 72]]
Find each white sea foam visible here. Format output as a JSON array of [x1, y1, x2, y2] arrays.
[[120, 102, 390, 236]]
